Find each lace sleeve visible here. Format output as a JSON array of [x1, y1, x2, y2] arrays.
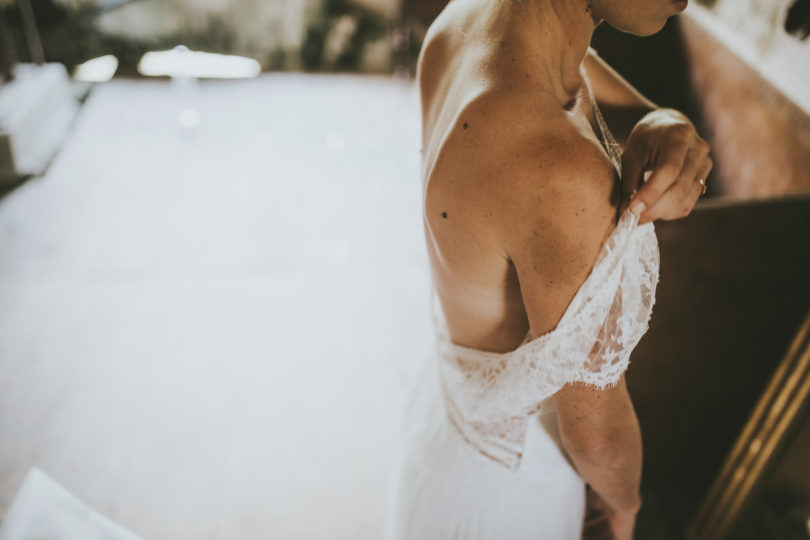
[[566, 224, 660, 389], [435, 209, 660, 469]]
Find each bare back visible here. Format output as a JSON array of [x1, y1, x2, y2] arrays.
[[420, 1, 624, 353]]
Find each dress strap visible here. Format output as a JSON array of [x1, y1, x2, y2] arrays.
[[582, 69, 623, 175]]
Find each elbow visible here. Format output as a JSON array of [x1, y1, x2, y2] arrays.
[[560, 423, 641, 466]]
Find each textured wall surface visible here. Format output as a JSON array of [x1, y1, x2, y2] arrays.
[[696, 0, 810, 113], [681, 7, 810, 197]]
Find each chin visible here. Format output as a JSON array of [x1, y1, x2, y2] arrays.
[[616, 17, 669, 37], [642, 19, 669, 36]]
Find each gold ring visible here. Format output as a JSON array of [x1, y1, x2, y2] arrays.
[[698, 177, 707, 195]]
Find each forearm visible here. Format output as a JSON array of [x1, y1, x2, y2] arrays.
[[560, 401, 643, 514]]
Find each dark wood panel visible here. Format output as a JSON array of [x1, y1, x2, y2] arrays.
[[627, 194, 810, 535]]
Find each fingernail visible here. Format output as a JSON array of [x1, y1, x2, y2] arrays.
[[630, 201, 646, 216]]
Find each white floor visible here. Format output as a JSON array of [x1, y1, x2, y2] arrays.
[[0, 74, 432, 539]]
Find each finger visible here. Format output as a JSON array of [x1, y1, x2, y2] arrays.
[[639, 147, 702, 224], [689, 155, 714, 202], [696, 154, 714, 196], [641, 146, 713, 223], [628, 143, 687, 219]]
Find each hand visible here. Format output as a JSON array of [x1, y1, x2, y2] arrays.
[[620, 108, 713, 225], [582, 486, 639, 540], [583, 485, 612, 538], [606, 509, 638, 540]]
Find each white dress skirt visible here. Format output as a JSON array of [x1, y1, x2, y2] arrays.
[[385, 354, 587, 539], [385, 204, 660, 539]]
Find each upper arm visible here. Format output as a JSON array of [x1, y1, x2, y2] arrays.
[[499, 134, 620, 340], [497, 134, 634, 448]]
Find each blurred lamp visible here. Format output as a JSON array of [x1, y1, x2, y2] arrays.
[[73, 55, 118, 83], [138, 46, 261, 79]]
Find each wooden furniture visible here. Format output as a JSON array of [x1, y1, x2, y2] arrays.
[[628, 194, 810, 538]]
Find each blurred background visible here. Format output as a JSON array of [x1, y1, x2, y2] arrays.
[[0, 0, 424, 77], [0, 0, 808, 539]]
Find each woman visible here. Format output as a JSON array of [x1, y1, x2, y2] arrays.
[[386, 0, 713, 539]]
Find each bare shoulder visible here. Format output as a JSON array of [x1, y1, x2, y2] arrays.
[[497, 119, 622, 256], [490, 110, 623, 337], [425, 88, 621, 238]]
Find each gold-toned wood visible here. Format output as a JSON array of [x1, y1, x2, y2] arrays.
[[688, 308, 810, 539]]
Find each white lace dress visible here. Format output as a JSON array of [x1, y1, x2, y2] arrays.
[[385, 81, 661, 540]]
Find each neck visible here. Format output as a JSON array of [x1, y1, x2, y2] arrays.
[[485, 0, 602, 104]]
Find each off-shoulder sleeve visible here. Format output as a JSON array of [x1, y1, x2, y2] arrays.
[[565, 225, 660, 389], [435, 209, 660, 469]]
